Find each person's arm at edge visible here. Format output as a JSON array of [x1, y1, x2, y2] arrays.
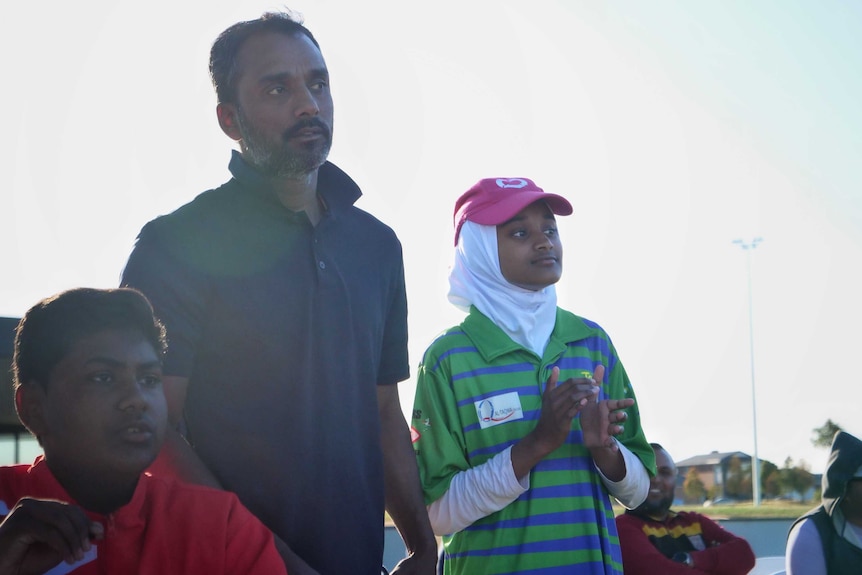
[[149, 375, 221, 487], [378, 384, 438, 574], [786, 517, 827, 575], [157, 375, 320, 575], [223, 494, 288, 575]]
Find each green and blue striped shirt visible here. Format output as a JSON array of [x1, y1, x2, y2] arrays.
[[412, 307, 654, 574]]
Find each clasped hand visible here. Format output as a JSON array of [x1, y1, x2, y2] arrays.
[[0, 497, 103, 575], [533, 366, 633, 453]]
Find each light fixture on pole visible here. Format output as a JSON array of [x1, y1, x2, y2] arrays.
[[733, 237, 763, 507]]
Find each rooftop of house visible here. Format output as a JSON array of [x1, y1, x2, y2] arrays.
[[675, 450, 751, 467]]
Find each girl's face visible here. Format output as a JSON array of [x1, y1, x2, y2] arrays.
[[496, 201, 563, 291]]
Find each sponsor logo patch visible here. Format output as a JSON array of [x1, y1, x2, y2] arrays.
[[475, 392, 524, 429]]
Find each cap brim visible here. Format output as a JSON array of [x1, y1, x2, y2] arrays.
[[468, 192, 573, 226]]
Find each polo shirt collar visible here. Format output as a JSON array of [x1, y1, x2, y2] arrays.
[[228, 150, 362, 210], [29, 456, 147, 530], [461, 306, 595, 362]]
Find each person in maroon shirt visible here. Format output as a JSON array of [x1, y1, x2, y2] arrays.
[[615, 443, 755, 574]]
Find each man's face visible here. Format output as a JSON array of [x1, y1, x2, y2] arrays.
[[844, 478, 862, 515], [496, 201, 563, 291], [230, 31, 334, 178], [640, 448, 677, 517], [34, 329, 167, 485]]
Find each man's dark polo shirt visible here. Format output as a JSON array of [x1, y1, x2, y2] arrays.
[[122, 151, 409, 575]]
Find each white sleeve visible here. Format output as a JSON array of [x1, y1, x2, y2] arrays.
[[594, 439, 650, 509], [426, 446, 529, 536], [786, 517, 827, 575]]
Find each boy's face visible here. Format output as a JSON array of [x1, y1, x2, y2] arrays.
[[21, 328, 167, 483], [496, 200, 563, 291]]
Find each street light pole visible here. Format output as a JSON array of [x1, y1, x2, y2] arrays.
[[733, 237, 763, 507]]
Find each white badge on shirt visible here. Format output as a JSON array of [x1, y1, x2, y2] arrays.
[[687, 534, 707, 551], [45, 547, 98, 574], [475, 391, 524, 429]]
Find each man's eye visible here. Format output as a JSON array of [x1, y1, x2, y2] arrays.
[[90, 373, 113, 385], [268, 86, 286, 95], [311, 80, 328, 91]]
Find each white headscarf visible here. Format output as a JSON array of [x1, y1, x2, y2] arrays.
[[448, 220, 558, 357]]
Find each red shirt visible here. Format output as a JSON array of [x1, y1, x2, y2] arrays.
[[616, 510, 755, 575], [0, 457, 287, 575]]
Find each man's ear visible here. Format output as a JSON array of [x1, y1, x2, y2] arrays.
[[15, 384, 47, 438], [216, 103, 242, 141]]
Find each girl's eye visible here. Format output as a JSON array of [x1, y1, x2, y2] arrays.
[[140, 375, 163, 388]]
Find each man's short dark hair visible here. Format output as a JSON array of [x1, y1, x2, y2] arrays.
[[13, 287, 167, 390], [209, 10, 321, 105]]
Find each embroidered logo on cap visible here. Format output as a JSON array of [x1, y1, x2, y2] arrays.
[[495, 178, 528, 189]]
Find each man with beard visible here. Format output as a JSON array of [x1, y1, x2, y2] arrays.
[[615, 443, 755, 574], [120, 11, 436, 575]]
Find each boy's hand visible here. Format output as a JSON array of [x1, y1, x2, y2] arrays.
[[0, 497, 103, 575]]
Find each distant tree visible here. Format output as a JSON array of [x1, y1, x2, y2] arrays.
[[779, 457, 815, 501], [764, 468, 782, 499], [724, 455, 751, 499], [812, 419, 843, 448], [683, 468, 706, 503], [761, 460, 780, 498]]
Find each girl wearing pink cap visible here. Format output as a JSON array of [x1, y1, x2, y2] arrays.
[[411, 177, 655, 575]]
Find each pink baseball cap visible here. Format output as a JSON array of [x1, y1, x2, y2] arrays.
[[453, 177, 573, 245]]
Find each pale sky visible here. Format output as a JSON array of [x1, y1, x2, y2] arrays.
[[2, 0, 860, 474]]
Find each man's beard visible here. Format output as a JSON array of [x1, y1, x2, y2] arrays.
[[236, 108, 332, 178], [634, 493, 673, 518]]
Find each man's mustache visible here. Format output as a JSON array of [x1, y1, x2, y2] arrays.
[[283, 117, 332, 141]]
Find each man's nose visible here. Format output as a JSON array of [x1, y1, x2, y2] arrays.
[[294, 87, 320, 117]]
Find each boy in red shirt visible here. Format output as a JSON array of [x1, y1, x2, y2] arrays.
[[0, 287, 287, 575]]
